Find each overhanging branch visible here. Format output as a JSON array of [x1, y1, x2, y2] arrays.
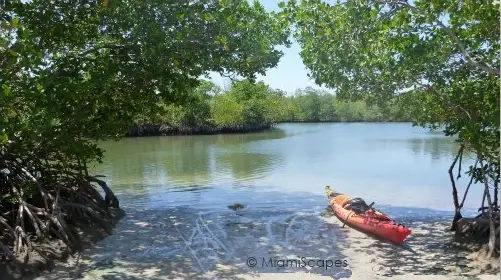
[[377, 0, 500, 77]]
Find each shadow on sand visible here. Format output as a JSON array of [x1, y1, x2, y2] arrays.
[[27, 188, 499, 280], [32, 207, 353, 280], [322, 207, 497, 277]]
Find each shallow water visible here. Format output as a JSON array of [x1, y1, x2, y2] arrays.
[[92, 123, 482, 216], [36, 205, 489, 280], [38, 122, 492, 279]]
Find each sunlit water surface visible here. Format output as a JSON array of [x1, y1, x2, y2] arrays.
[[92, 123, 481, 219]]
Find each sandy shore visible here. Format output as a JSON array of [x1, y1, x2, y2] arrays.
[[29, 206, 499, 280]]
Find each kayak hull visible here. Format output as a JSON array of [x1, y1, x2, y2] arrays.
[[326, 188, 411, 244]]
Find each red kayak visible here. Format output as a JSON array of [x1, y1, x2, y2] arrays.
[[325, 186, 411, 244]]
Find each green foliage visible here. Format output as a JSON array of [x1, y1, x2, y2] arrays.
[[276, 88, 409, 123], [0, 0, 290, 164], [294, 88, 322, 121], [229, 80, 270, 102], [136, 80, 410, 133], [211, 93, 245, 127], [281, 0, 500, 183], [0, 0, 291, 255]]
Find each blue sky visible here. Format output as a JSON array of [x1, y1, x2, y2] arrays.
[[208, 0, 331, 94]]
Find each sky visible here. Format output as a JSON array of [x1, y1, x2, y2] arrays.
[[207, 0, 331, 95]]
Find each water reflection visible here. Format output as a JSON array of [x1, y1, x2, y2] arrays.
[[92, 129, 287, 189], [407, 137, 457, 160], [93, 136, 214, 186], [164, 138, 213, 185], [216, 152, 282, 182], [213, 128, 287, 147], [91, 123, 483, 212]]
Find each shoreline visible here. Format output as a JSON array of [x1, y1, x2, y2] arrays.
[[125, 123, 274, 137], [124, 121, 414, 138], [0, 208, 125, 280], [27, 207, 499, 279]]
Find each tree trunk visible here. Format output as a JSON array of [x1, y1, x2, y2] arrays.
[[484, 185, 497, 258], [494, 180, 498, 207], [451, 210, 463, 232], [480, 187, 487, 213], [479, 158, 497, 258], [459, 159, 477, 208], [449, 145, 464, 231]]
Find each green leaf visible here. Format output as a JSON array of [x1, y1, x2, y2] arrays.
[[11, 18, 20, 28], [0, 132, 7, 144], [2, 84, 11, 97]]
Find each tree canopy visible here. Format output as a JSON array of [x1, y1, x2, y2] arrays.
[[1, 0, 290, 145], [129, 80, 411, 136], [0, 0, 290, 264], [281, 0, 499, 256]]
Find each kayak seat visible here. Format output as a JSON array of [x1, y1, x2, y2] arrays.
[[342, 197, 370, 214]]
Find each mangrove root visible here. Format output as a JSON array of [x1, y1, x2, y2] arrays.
[[0, 156, 121, 266]]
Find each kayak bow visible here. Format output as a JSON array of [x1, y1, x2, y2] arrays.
[[325, 186, 411, 244]]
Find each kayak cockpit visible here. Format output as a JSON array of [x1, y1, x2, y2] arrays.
[[341, 196, 393, 222], [342, 197, 371, 213]]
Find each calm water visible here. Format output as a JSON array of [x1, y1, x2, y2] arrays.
[[34, 123, 492, 279], [92, 123, 482, 218]]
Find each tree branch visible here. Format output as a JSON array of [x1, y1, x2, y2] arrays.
[[77, 44, 140, 58], [459, 159, 478, 208], [449, 144, 465, 210], [377, 0, 500, 76], [478, 155, 498, 258]]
